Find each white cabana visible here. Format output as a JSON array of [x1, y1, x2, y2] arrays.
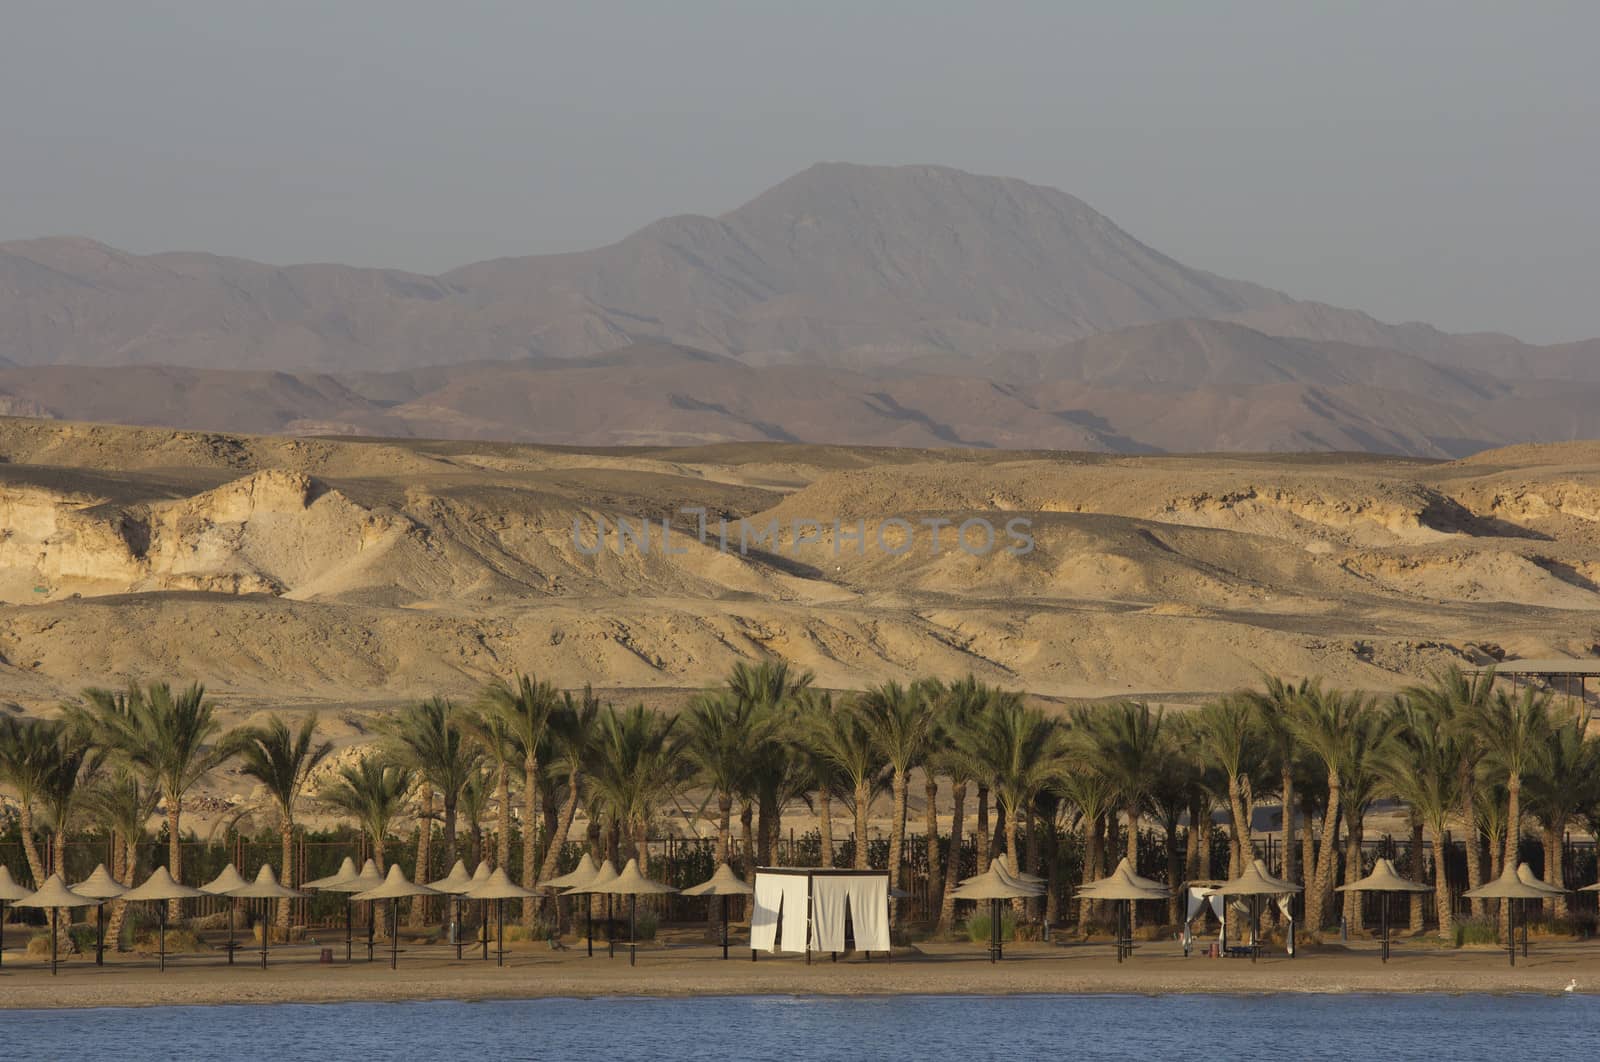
[[750, 868, 890, 961]]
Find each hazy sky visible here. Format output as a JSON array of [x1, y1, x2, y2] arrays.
[[4, 1, 1596, 342]]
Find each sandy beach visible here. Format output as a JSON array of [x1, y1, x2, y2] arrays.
[[3, 936, 1596, 1010]]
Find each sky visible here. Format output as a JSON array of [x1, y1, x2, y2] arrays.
[[3, 1, 1597, 342]]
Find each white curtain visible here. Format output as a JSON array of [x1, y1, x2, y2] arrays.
[[843, 875, 890, 953], [750, 873, 785, 953], [1185, 886, 1210, 924], [811, 876, 850, 952], [779, 876, 809, 953]]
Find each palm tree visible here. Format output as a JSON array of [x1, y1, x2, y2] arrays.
[[1407, 665, 1496, 911], [92, 682, 238, 918], [1053, 764, 1117, 925], [725, 660, 814, 866], [1336, 706, 1393, 930], [0, 716, 61, 885], [237, 714, 332, 933], [1192, 695, 1261, 877], [858, 681, 934, 920], [80, 768, 160, 949], [681, 692, 768, 864], [1380, 693, 1464, 937], [467, 707, 515, 870], [930, 676, 990, 933], [1252, 675, 1310, 885], [794, 691, 845, 868], [536, 688, 601, 891], [39, 720, 99, 877], [971, 694, 1067, 875], [478, 672, 560, 911], [1523, 713, 1596, 917], [1289, 683, 1368, 928], [587, 703, 684, 867], [1473, 683, 1552, 938], [1081, 701, 1166, 867], [320, 757, 411, 940], [385, 696, 481, 921], [804, 697, 887, 869], [459, 766, 495, 869]]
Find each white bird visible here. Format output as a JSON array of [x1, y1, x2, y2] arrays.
[[1565, 979, 1577, 993]]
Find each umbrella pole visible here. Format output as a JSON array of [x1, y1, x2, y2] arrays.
[[345, 898, 352, 963], [367, 901, 376, 963], [586, 897, 593, 958], [159, 904, 168, 973], [608, 895, 615, 959], [1380, 893, 1388, 964], [721, 895, 729, 960], [480, 899, 489, 961], [630, 895, 638, 968], [50, 907, 58, 976], [390, 898, 399, 970], [497, 898, 505, 968], [261, 899, 270, 970], [455, 895, 463, 961], [1, 899, 6, 967], [227, 898, 235, 966], [1251, 897, 1258, 964], [97, 900, 106, 967]]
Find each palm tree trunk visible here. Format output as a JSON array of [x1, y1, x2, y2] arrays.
[[495, 761, 511, 872], [410, 787, 433, 928], [521, 756, 538, 926], [536, 773, 581, 921], [1280, 766, 1296, 884], [1501, 774, 1521, 941], [373, 837, 388, 940], [1408, 813, 1425, 932], [1125, 802, 1141, 865], [166, 792, 183, 922], [741, 800, 756, 872], [1310, 773, 1341, 929], [1184, 803, 1200, 881], [1199, 812, 1215, 881], [277, 821, 294, 936], [1460, 778, 1485, 917], [1166, 821, 1182, 925], [1003, 801, 1021, 868], [936, 781, 966, 934], [1079, 814, 1103, 925], [17, 803, 46, 887], [888, 769, 907, 923], [852, 782, 870, 869], [976, 785, 990, 871], [717, 793, 733, 864], [107, 833, 137, 951], [817, 788, 835, 869], [1543, 823, 1568, 918], [1430, 822, 1453, 938], [1227, 777, 1250, 878], [924, 773, 941, 921], [1342, 816, 1363, 932]]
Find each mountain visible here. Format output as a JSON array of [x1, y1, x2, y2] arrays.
[[7, 161, 1561, 375], [5, 323, 1600, 457]]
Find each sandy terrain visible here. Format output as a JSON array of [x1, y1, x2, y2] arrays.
[[1, 935, 1595, 1010]]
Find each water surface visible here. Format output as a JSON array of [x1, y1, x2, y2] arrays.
[[8, 993, 1591, 1060]]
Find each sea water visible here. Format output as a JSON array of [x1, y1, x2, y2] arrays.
[[6, 993, 1592, 1060]]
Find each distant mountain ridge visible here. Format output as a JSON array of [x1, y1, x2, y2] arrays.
[[5, 162, 1588, 377]]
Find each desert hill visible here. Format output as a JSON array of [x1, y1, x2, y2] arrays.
[[4, 322, 1600, 457], [2, 418, 1596, 722]]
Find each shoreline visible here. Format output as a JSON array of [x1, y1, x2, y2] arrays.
[[2, 938, 1594, 1010]]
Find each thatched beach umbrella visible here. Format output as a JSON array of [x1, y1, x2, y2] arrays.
[[682, 862, 753, 960], [311, 858, 381, 962], [566, 858, 619, 959], [989, 853, 1046, 887], [228, 865, 308, 969], [121, 866, 208, 972], [1463, 862, 1551, 967], [1076, 857, 1169, 963], [0, 865, 29, 967], [15, 874, 94, 976], [597, 858, 678, 967], [953, 861, 1043, 962], [466, 867, 539, 967], [1335, 858, 1430, 963], [1204, 860, 1301, 962], [353, 865, 440, 970], [427, 860, 475, 960], [72, 864, 128, 968], [464, 861, 493, 960], [543, 853, 599, 956], [202, 863, 251, 966]]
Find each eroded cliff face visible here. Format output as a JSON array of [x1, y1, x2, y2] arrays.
[[0, 470, 406, 602]]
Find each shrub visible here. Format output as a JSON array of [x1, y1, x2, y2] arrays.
[[26, 934, 54, 958], [501, 920, 554, 944], [134, 929, 202, 954], [1452, 916, 1498, 948], [966, 909, 1016, 944]]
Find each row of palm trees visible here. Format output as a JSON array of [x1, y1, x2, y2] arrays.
[[1, 662, 1595, 944]]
